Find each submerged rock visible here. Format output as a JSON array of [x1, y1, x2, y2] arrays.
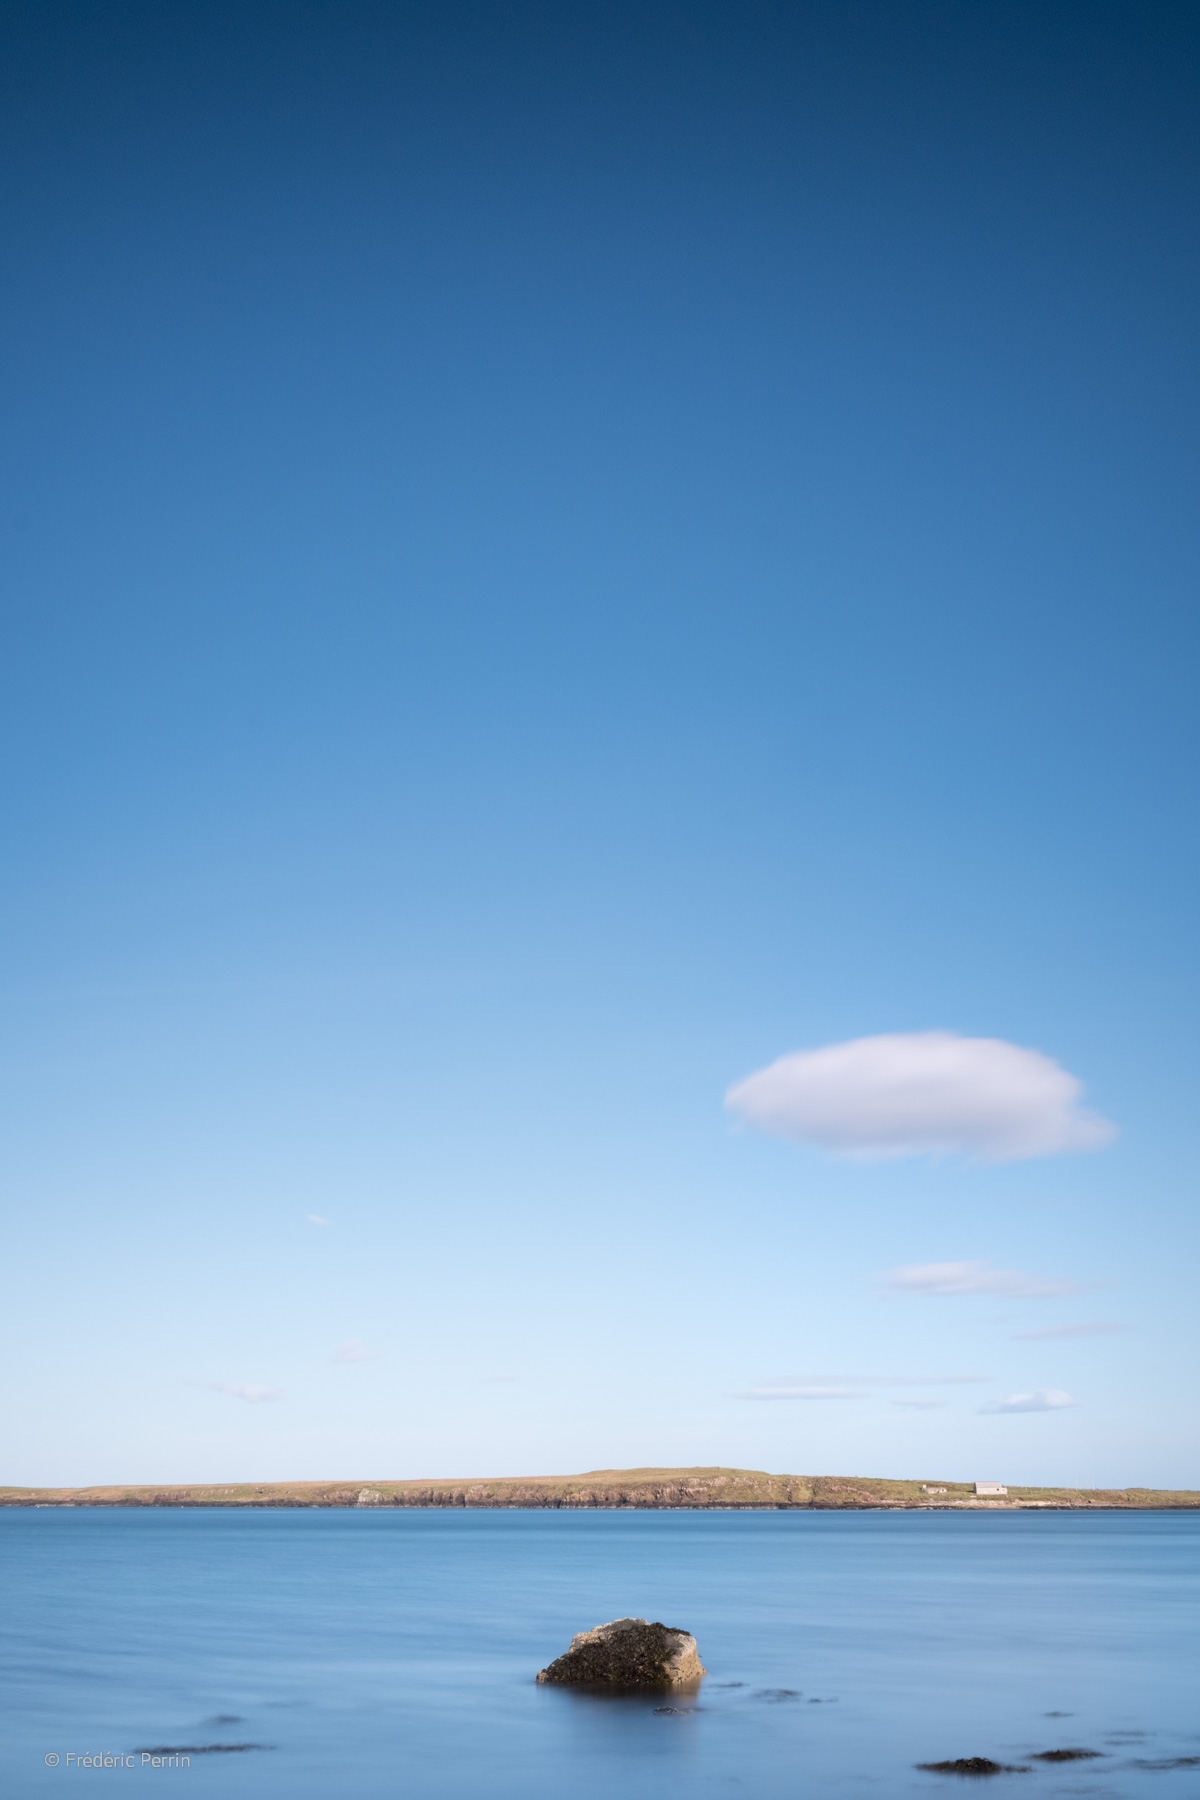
[[536, 1617, 706, 1687], [1031, 1749, 1102, 1762]]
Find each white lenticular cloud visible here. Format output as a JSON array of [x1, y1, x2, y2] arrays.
[[724, 1031, 1116, 1163], [884, 1260, 1086, 1298], [306, 1213, 331, 1226], [331, 1340, 380, 1364], [980, 1389, 1079, 1414]]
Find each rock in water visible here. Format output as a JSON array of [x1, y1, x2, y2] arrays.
[[536, 1617, 706, 1687], [917, 1758, 1020, 1776]]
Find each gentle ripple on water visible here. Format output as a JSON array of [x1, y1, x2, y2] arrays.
[[1, 1506, 1197, 1797]]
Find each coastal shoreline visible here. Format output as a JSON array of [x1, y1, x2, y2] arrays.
[[4, 1467, 1197, 1511]]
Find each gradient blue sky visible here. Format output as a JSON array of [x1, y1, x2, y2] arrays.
[[2, 1, 1197, 1489]]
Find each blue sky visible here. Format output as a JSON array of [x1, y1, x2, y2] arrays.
[[1, 0, 1197, 1489]]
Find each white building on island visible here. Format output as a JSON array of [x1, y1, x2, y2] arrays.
[[974, 1481, 1008, 1496]]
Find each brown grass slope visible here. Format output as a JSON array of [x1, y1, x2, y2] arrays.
[[2, 1467, 1196, 1509]]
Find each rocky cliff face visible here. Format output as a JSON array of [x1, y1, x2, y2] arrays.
[[385, 1470, 815, 1508], [536, 1617, 706, 1687]]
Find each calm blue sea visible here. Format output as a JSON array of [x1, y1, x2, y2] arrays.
[[2, 1507, 1197, 1798]]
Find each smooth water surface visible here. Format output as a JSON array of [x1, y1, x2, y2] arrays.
[[2, 1508, 1197, 1798]]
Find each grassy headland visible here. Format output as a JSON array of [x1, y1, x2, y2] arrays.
[[2, 1467, 1196, 1509]]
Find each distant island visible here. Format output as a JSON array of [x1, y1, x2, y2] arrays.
[[3, 1467, 1197, 1509]]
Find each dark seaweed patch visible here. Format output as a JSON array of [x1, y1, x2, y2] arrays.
[[1031, 1748, 1103, 1763]]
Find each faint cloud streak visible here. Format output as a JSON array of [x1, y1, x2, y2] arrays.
[[188, 1381, 284, 1404], [980, 1388, 1079, 1414], [885, 1261, 1087, 1298], [1011, 1322, 1129, 1340], [734, 1372, 986, 1399], [733, 1385, 861, 1400], [331, 1340, 380, 1364]]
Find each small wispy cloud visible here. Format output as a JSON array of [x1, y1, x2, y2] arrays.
[[980, 1388, 1079, 1414], [734, 1373, 985, 1399], [724, 1031, 1115, 1163], [892, 1399, 948, 1409], [331, 1340, 380, 1364], [306, 1213, 331, 1226], [188, 1381, 284, 1404], [1011, 1322, 1129, 1340], [486, 1374, 520, 1382], [853, 1373, 987, 1387], [885, 1260, 1087, 1299], [733, 1385, 861, 1400]]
